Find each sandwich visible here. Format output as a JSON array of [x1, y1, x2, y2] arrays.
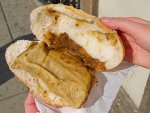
[[5, 4, 124, 108]]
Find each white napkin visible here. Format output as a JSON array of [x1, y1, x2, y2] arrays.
[[35, 62, 133, 113]]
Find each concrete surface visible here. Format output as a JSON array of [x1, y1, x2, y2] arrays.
[[0, 2, 12, 47], [109, 87, 137, 113], [0, 0, 36, 40], [0, 0, 36, 113], [0, 92, 28, 113], [122, 66, 149, 108], [138, 75, 150, 113], [0, 78, 28, 101]]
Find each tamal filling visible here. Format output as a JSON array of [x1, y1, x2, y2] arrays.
[[11, 33, 100, 108]]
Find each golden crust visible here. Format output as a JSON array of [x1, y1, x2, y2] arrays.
[[30, 3, 121, 37], [47, 3, 96, 22], [64, 5, 95, 20], [46, 4, 114, 33], [95, 19, 113, 33]]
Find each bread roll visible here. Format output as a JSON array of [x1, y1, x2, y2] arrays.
[[6, 4, 125, 109]]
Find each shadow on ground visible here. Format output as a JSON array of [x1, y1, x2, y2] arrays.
[[0, 34, 35, 85]]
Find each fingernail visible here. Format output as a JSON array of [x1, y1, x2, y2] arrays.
[[101, 17, 112, 23]]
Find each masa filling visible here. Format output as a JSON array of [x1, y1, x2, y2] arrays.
[[11, 42, 92, 108]]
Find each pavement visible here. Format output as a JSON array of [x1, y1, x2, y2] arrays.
[[0, 0, 137, 113], [0, 0, 36, 112]]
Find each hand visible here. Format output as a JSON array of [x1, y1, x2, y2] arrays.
[[25, 92, 39, 113], [101, 17, 150, 69]]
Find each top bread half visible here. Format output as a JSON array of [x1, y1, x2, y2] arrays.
[[30, 4, 124, 71]]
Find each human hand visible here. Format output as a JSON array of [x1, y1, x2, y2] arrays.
[[25, 92, 39, 113], [101, 17, 150, 68]]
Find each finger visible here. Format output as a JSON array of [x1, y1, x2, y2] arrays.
[[126, 17, 150, 24], [118, 32, 135, 63], [118, 31, 135, 43], [118, 32, 150, 68], [130, 42, 150, 68], [101, 17, 147, 37], [25, 93, 38, 113]]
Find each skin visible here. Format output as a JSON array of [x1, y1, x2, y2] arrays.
[[101, 17, 150, 69], [24, 92, 38, 113], [24, 17, 150, 113]]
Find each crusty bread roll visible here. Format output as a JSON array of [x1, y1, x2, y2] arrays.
[[5, 4, 124, 109], [30, 4, 124, 70]]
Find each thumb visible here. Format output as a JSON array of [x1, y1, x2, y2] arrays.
[[101, 17, 146, 37], [25, 93, 38, 113]]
